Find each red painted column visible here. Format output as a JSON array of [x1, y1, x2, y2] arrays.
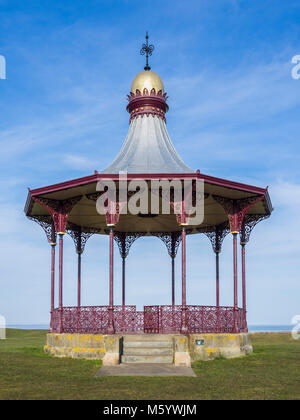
[[216, 251, 220, 307], [122, 257, 125, 307], [50, 243, 56, 332], [58, 233, 64, 333], [232, 232, 239, 333], [108, 227, 115, 334], [241, 243, 248, 332], [215, 250, 220, 332], [76, 249, 82, 333], [181, 226, 188, 334], [172, 257, 175, 306], [77, 251, 82, 308]]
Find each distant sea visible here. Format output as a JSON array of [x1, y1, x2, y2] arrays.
[[248, 325, 292, 332], [6, 324, 292, 332]]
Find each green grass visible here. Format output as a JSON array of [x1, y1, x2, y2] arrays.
[[0, 329, 299, 400]]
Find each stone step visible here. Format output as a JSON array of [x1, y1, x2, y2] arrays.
[[123, 341, 173, 349], [123, 334, 173, 342], [121, 354, 174, 364], [123, 347, 173, 356]]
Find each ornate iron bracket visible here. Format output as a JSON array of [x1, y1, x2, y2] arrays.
[[66, 222, 101, 254], [31, 195, 82, 233], [113, 232, 146, 259], [212, 194, 265, 233], [197, 222, 230, 254], [27, 215, 56, 245], [240, 214, 270, 245], [152, 232, 182, 259]]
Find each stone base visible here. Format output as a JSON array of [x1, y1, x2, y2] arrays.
[[44, 332, 253, 364], [44, 333, 120, 361], [188, 333, 253, 361]]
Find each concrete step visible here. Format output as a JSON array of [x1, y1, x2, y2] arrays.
[[123, 341, 173, 349], [123, 347, 173, 356], [123, 334, 173, 342], [121, 354, 174, 364]]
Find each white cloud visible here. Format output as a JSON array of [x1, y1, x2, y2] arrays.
[[63, 154, 97, 170]]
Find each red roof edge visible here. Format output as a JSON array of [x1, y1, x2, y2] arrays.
[[25, 171, 273, 215]]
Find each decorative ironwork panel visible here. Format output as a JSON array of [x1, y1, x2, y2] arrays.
[[159, 306, 182, 333], [217, 307, 235, 333], [186, 306, 205, 333], [136, 311, 144, 333], [186, 306, 236, 334], [51, 308, 60, 332], [238, 308, 246, 331], [113, 306, 137, 334], [144, 306, 160, 333], [59, 306, 109, 334], [50, 305, 244, 334]]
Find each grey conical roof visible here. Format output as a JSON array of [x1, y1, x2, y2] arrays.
[[102, 115, 193, 174]]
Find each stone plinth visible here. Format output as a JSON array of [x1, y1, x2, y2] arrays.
[[44, 333, 120, 365], [44, 332, 253, 365], [188, 333, 253, 361]]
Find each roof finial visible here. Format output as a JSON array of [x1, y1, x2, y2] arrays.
[[140, 31, 154, 71]]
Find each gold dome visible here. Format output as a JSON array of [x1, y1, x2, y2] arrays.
[[131, 70, 164, 94]]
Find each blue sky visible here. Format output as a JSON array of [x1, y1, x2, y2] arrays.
[[0, 0, 300, 325]]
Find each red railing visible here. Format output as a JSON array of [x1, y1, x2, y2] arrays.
[[51, 305, 246, 334]]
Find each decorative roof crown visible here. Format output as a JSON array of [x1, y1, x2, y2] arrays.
[[126, 83, 169, 123], [101, 33, 192, 174], [126, 33, 169, 123]]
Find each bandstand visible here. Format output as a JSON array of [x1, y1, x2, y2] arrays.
[[25, 35, 272, 366]]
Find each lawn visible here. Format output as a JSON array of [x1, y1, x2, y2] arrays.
[[0, 329, 299, 400]]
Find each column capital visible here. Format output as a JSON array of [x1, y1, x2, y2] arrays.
[[31, 195, 82, 233], [213, 194, 265, 233]]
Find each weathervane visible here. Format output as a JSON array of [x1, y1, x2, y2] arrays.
[[140, 32, 154, 71]]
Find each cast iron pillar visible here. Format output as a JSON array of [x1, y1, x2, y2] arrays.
[[181, 226, 188, 334], [58, 232, 64, 334], [77, 250, 82, 308], [108, 226, 115, 334], [50, 242, 56, 332], [232, 232, 239, 333], [122, 256, 126, 307], [171, 256, 175, 306], [215, 251, 220, 307], [241, 242, 248, 332]]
